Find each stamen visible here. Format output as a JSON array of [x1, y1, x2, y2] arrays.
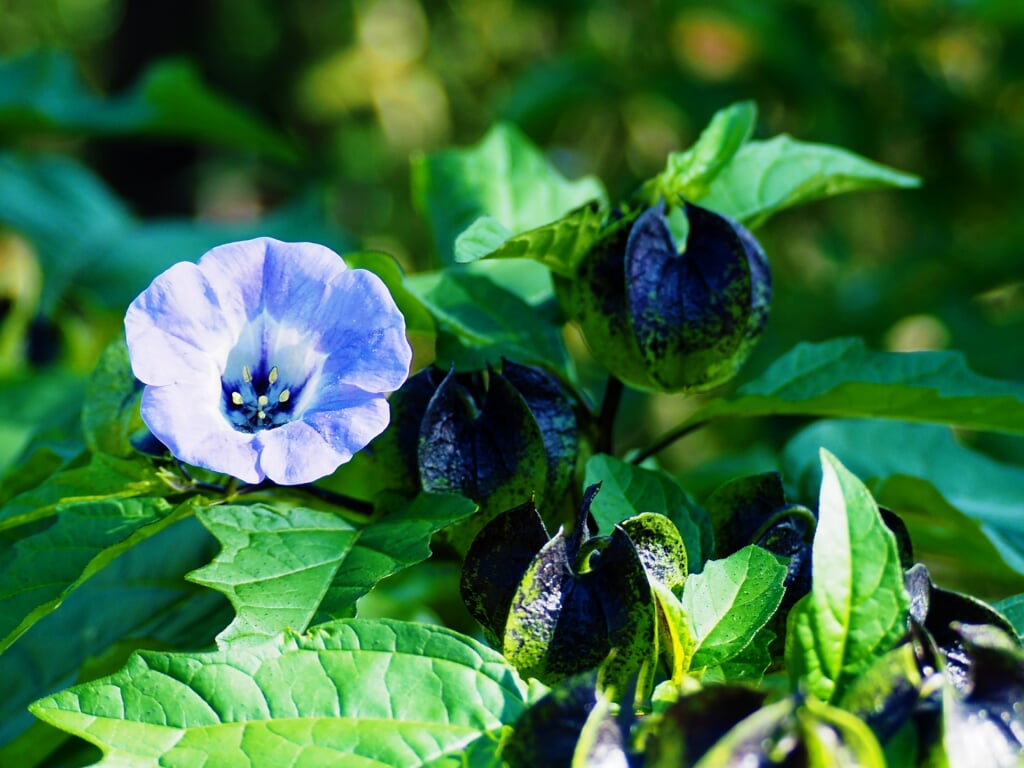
[[231, 391, 244, 405], [258, 410, 266, 420], [257, 394, 269, 407], [279, 389, 290, 403], [243, 365, 252, 383], [269, 366, 279, 385]]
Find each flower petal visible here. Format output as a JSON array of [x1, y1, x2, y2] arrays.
[[314, 268, 412, 393], [260, 239, 349, 323], [125, 262, 242, 385], [140, 381, 262, 484]]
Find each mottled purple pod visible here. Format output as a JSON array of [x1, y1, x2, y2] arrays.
[[567, 200, 771, 392]]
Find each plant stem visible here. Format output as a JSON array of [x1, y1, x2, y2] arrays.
[[595, 376, 624, 455], [630, 418, 711, 464], [298, 484, 375, 516]]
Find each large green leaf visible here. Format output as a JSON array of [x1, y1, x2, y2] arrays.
[[785, 451, 910, 703], [0, 50, 297, 161], [411, 122, 605, 263], [584, 454, 713, 569], [682, 545, 786, 669], [30, 619, 530, 767], [783, 419, 1024, 595], [189, 505, 361, 648], [698, 135, 919, 227], [684, 337, 1024, 435], [406, 263, 571, 374], [0, 495, 194, 656], [0, 517, 227, 765]]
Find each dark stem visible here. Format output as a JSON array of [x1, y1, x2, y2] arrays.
[[630, 418, 712, 465], [295, 484, 375, 516], [595, 376, 625, 455]]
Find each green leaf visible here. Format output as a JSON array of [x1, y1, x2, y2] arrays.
[[682, 545, 786, 669], [188, 505, 360, 648], [686, 337, 1024, 435], [698, 135, 919, 228], [785, 450, 910, 703], [994, 593, 1024, 639], [584, 454, 713, 569], [0, 516, 227, 761], [411, 122, 605, 264], [406, 263, 571, 374], [783, 419, 1024, 596], [0, 369, 84, 482], [0, 50, 297, 162], [455, 203, 606, 277], [650, 101, 758, 202], [30, 619, 530, 767], [0, 495, 193, 655], [318, 492, 478, 619]]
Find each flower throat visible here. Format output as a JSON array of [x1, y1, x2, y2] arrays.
[[223, 364, 296, 432]]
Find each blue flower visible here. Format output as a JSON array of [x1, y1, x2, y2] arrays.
[[124, 237, 412, 485]]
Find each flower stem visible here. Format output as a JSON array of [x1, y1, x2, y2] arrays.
[[595, 376, 624, 455], [297, 485, 375, 516]]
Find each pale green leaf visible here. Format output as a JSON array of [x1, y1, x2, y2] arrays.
[[30, 619, 530, 768], [699, 135, 919, 227], [411, 122, 605, 263], [189, 505, 360, 648], [682, 545, 786, 669], [686, 337, 1024, 435], [785, 450, 910, 703]]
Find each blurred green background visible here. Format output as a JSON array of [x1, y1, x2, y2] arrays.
[[1, 0, 1022, 479]]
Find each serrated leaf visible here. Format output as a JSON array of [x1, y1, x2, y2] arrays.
[[783, 419, 1024, 595], [30, 619, 530, 768], [698, 135, 919, 228], [785, 450, 911, 703], [682, 545, 786, 669], [652, 100, 758, 202], [411, 122, 605, 264], [0, 495, 193, 655], [188, 504, 360, 648], [406, 264, 570, 374], [686, 337, 1024, 435], [455, 203, 606, 277], [584, 454, 713, 570], [317, 492, 478, 620]]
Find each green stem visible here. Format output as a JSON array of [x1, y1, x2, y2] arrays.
[[595, 376, 624, 455], [630, 417, 714, 464]]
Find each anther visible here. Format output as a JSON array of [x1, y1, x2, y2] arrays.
[[257, 410, 266, 420], [257, 394, 269, 407], [243, 365, 252, 383], [231, 391, 244, 406], [279, 389, 290, 403], [269, 366, 279, 385]]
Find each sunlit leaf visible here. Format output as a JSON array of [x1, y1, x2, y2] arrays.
[[698, 135, 919, 227], [785, 451, 910, 703], [30, 619, 530, 767], [682, 545, 786, 669]]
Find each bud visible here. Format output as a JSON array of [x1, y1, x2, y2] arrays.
[[378, 359, 582, 528], [564, 200, 771, 392]]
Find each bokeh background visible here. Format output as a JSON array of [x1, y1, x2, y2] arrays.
[[2, 0, 1022, 479]]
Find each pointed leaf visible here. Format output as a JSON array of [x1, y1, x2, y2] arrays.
[[30, 619, 530, 767], [688, 337, 1024, 434], [188, 504, 360, 648], [699, 135, 919, 228], [785, 450, 911, 702]]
